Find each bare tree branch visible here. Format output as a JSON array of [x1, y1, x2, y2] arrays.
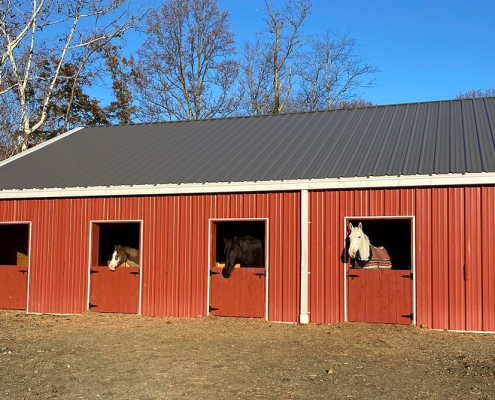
[[0, 0, 139, 156], [456, 88, 495, 99], [293, 29, 378, 111], [262, 0, 311, 114], [131, 0, 239, 122]]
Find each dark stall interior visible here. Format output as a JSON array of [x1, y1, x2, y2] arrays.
[[347, 218, 412, 270], [95, 222, 140, 266], [214, 221, 265, 265], [0, 224, 29, 266]]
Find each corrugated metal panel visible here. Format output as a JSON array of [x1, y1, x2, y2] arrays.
[[465, 187, 482, 330], [0, 192, 300, 321], [1, 98, 495, 191], [142, 192, 301, 321], [308, 186, 495, 331], [481, 187, 495, 331], [0, 198, 90, 314]]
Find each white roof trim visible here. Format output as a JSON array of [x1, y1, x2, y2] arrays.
[[0, 172, 494, 199], [0, 127, 84, 168]]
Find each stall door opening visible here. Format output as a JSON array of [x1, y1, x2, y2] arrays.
[[346, 218, 414, 324], [209, 220, 267, 318], [0, 223, 30, 310], [89, 222, 141, 313]]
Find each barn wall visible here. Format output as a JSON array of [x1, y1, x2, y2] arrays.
[[0, 192, 300, 322], [308, 186, 495, 332], [2, 185, 494, 330], [141, 192, 300, 322]]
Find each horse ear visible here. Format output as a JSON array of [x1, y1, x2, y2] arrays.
[[358, 222, 362, 230], [223, 238, 228, 244], [349, 222, 354, 230]]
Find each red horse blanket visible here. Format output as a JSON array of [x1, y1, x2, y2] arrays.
[[353, 245, 392, 269], [364, 245, 392, 269]]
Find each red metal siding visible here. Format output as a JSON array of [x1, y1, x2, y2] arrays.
[[309, 186, 495, 331], [207, 192, 300, 322], [1, 185, 494, 330], [0, 192, 300, 321], [481, 187, 495, 331]]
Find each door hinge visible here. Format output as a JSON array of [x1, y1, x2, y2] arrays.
[[88, 303, 96, 309], [346, 272, 359, 280], [401, 312, 414, 320], [401, 272, 414, 280]]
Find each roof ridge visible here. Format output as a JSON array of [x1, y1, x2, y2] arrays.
[[82, 97, 495, 129]]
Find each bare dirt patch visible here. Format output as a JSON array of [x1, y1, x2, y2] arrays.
[[1, 310, 495, 399]]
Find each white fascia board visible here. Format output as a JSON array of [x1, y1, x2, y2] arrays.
[[0, 172, 494, 199], [0, 127, 84, 168]]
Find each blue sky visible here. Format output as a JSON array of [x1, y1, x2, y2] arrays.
[[214, 0, 495, 105]]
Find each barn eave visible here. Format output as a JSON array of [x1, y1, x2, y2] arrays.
[[0, 171, 494, 200]]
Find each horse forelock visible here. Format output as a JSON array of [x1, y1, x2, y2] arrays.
[[225, 237, 240, 251], [223, 239, 238, 274]]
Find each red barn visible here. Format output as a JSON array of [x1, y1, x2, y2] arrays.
[[1, 98, 494, 332]]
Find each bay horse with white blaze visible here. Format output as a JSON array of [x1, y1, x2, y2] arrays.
[[108, 245, 139, 271], [348, 223, 392, 269], [223, 236, 263, 275]]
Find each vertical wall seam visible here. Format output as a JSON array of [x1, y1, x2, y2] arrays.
[[299, 189, 309, 324]]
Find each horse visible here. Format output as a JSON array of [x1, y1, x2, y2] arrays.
[[108, 245, 140, 271], [348, 222, 392, 269], [223, 236, 263, 275]]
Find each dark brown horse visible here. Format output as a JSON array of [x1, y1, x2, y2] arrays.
[[223, 236, 263, 275]]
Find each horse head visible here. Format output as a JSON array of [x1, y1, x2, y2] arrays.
[[348, 222, 369, 259], [108, 245, 126, 271], [223, 237, 239, 275]]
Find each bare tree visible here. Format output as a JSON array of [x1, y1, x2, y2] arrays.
[[238, 0, 311, 116], [131, 0, 239, 121], [332, 99, 375, 109], [456, 88, 495, 99], [238, 39, 272, 116], [294, 30, 378, 111], [0, 0, 138, 157], [263, 0, 312, 114]]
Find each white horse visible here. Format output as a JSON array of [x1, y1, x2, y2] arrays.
[[108, 245, 139, 271], [348, 222, 392, 269]]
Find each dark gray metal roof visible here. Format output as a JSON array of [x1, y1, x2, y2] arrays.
[[1, 97, 495, 191]]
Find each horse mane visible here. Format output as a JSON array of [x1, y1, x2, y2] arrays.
[[116, 245, 139, 264]]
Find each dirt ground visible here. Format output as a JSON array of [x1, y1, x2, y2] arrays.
[[1, 311, 495, 399]]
